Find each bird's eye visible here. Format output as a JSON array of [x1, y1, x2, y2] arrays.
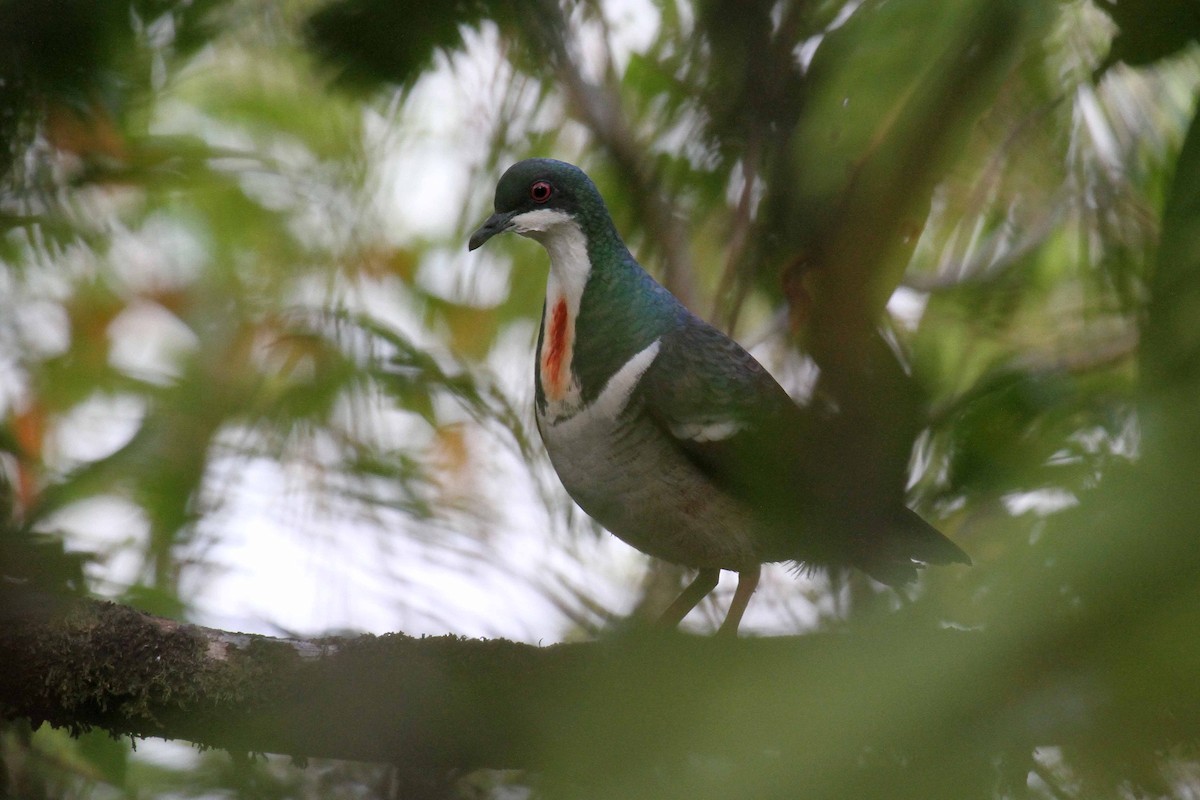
[[530, 180, 553, 203]]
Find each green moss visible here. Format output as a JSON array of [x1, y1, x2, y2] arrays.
[[1, 597, 330, 746]]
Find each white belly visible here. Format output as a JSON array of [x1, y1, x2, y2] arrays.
[[536, 342, 760, 569]]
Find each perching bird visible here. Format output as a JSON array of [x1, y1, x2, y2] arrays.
[[469, 158, 969, 634]]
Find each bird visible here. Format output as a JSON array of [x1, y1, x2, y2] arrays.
[[468, 158, 969, 635]]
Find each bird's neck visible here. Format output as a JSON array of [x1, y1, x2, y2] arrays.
[[530, 219, 591, 418], [530, 214, 675, 421]]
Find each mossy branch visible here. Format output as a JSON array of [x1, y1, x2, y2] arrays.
[[0, 592, 1002, 782], [0, 593, 580, 767], [0, 585, 1195, 799]]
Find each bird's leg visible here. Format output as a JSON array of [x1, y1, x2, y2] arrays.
[[656, 567, 720, 628], [717, 565, 761, 637]]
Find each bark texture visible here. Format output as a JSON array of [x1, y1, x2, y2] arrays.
[[1, 592, 986, 775], [0, 586, 1197, 799]]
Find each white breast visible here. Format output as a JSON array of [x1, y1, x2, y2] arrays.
[[537, 338, 760, 570]]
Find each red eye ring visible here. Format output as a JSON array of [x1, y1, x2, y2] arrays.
[[530, 180, 552, 203]]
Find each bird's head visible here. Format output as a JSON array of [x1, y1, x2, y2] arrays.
[[468, 158, 605, 251]]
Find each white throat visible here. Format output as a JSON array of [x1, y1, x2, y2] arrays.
[[512, 208, 590, 303], [511, 208, 590, 419]]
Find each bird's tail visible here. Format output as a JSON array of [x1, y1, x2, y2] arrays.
[[856, 508, 971, 586]]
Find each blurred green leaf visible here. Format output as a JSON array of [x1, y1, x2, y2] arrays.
[[305, 0, 508, 90]]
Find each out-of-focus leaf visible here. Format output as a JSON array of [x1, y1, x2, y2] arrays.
[[931, 367, 1122, 496], [305, 0, 509, 90], [0, 530, 90, 595], [73, 727, 130, 788], [1096, 0, 1200, 72]]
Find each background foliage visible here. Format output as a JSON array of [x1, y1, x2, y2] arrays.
[[1, 0, 1199, 797]]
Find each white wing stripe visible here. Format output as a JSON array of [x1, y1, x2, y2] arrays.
[[669, 418, 745, 443], [550, 338, 661, 433]]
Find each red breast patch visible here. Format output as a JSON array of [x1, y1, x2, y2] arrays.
[[542, 298, 571, 400]]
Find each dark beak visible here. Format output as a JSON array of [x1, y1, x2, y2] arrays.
[[468, 211, 515, 251]]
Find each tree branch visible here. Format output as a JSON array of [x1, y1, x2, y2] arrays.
[[1, 582, 1195, 798], [0, 593, 576, 767], [0, 592, 998, 779]]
